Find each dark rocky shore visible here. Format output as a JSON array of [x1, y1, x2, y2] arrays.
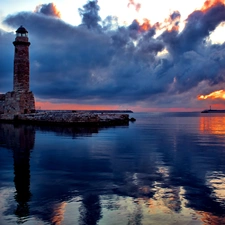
[[0, 110, 135, 126]]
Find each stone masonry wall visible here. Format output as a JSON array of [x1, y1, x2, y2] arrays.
[[3, 91, 35, 114], [13, 36, 30, 92], [19, 91, 35, 114]]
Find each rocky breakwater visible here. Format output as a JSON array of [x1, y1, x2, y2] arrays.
[[0, 111, 132, 126]]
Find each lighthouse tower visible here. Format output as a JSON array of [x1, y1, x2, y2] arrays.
[[13, 26, 30, 92], [3, 26, 35, 115]]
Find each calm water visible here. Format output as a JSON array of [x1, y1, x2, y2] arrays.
[[0, 112, 225, 225]]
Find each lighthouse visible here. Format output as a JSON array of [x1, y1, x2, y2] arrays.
[[0, 26, 35, 115], [13, 26, 31, 92]]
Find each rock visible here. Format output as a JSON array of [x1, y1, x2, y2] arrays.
[[0, 111, 131, 125]]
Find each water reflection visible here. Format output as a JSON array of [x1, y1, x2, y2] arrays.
[[0, 124, 34, 223], [199, 115, 225, 135], [0, 123, 127, 225], [51, 202, 67, 225], [79, 194, 102, 225], [0, 116, 225, 224]]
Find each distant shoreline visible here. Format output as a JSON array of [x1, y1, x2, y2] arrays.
[[201, 109, 225, 113]]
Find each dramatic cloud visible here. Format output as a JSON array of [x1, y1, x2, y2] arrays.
[[0, 29, 14, 92], [1, 0, 225, 110], [79, 0, 101, 30], [34, 3, 61, 18]]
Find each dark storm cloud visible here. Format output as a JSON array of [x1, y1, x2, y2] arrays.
[[2, 0, 225, 108], [161, 2, 225, 55], [79, 0, 101, 30], [157, 2, 225, 98], [0, 29, 14, 92], [170, 11, 181, 21]]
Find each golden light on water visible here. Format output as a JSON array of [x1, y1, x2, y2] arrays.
[[51, 202, 67, 225], [198, 90, 225, 100], [199, 116, 225, 135]]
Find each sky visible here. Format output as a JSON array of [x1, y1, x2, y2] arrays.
[[1, 0, 225, 112]]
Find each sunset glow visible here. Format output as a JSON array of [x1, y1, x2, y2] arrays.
[[198, 90, 225, 100], [200, 116, 225, 135], [51, 202, 67, 225], [35, 101, 121, 111], [135, 10, 180, 33], [34, 3, 61, 18], [136, 18, 151, 32], [201, 0, 225, 12], [1, 1, 225, 224]]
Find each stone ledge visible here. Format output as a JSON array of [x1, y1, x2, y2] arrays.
[[0, 111, 132, 126]]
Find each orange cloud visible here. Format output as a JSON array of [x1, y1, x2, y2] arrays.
[[135, 11, 180, 33], [201, 0, 225, 12], [157, 11, 181, 32], [137, 18, 151, 32], [34, 3, 61, 18], [51, 3, 61, 18], [198, 90, 225, 100]]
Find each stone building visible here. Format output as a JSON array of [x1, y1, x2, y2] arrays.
[[0, 26, 35, 115]]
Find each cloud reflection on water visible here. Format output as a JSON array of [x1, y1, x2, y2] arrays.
[[0, 115, 225, 224]]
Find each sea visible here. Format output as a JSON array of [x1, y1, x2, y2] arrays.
[[0, 112, 225, 225]]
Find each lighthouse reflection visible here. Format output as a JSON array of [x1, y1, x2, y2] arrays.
[[0, 124, 34, 222], [0, 123, 109, 224], [13, 128, 33, 220]]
